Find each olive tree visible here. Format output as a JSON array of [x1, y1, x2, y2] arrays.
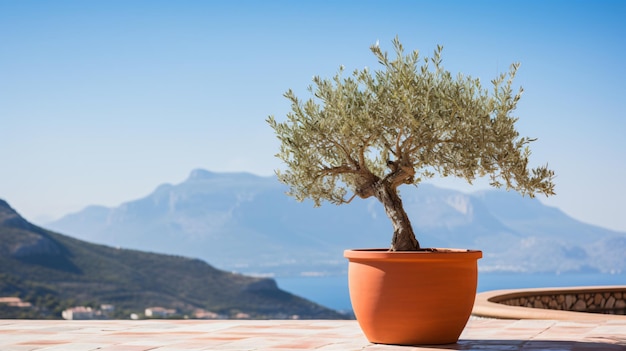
[[267, 38, 555, 251]]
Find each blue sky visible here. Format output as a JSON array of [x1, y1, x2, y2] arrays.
[[1, 0, 625, 232]]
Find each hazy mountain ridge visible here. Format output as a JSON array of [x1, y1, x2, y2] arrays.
[[47, 169, 626, 276], [0, 199, 346, 319]]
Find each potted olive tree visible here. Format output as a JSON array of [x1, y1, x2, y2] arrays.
[[267, 37, 555, 345]]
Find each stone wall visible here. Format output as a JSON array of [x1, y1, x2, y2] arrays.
[[495, 289, 626, 315]]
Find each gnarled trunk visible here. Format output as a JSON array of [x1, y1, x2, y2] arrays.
[[374, 182, 420, 251]]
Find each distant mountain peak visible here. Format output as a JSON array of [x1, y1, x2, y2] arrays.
[[0, 198, 35, 231], [0, 199, 64, 259], [0, 198, 17, 215], [187, 169, 217, 181], [185, 169, 271, 183]]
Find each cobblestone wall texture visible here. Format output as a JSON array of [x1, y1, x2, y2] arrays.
[[496, 290, 626, 315]]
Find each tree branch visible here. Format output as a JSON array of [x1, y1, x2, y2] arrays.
[[358, 135, 374, 170]]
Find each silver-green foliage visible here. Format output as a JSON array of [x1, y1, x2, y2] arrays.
[[268, 37, 555, 211]]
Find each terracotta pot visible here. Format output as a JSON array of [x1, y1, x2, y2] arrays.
[[344, 248, 482, 345]]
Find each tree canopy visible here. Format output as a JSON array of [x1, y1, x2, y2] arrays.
[[268, 37, 555, 212]]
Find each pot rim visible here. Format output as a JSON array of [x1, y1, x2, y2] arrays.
[[344, 248, 482, 260]]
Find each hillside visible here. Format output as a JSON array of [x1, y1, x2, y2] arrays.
[[47, 169, 626, 276], [0, 199, 346, 319]]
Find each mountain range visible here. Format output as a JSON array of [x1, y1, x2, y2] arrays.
[[47, 169, 626, 276], [0, 199, 345, 319]]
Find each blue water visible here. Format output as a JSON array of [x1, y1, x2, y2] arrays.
[[276, 273, 626, 311]]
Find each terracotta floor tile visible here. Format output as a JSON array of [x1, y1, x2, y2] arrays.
[[0, 319, 625, 351]]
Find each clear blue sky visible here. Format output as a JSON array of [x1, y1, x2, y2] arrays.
[[2, 1, 625, 231]]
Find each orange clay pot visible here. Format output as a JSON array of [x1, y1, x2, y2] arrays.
[[344, 248, 482, 345]]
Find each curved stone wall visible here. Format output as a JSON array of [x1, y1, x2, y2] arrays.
[[473, 286, 626, 320], [494, 289, 625, 315]]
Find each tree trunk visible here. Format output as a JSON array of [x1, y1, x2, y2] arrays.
[[375, 182, 420, 251]]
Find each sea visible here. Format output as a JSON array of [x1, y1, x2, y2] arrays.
[[275, 273, 626, 312]]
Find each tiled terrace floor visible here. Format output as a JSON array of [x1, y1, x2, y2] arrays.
[[0, 318, 625, 351]]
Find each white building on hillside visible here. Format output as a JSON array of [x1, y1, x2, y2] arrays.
[[145, 307, 176, 318], [62, 306, 94, 320]]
